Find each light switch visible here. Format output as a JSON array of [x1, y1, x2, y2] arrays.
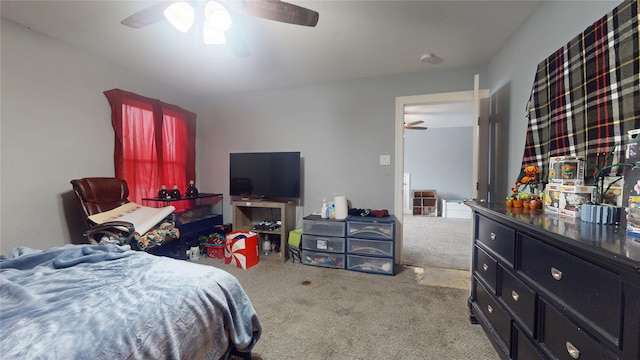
[[380, 155, 391, 165]]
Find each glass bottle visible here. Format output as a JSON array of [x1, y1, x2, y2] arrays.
[[186, 180, 199, 197], [158, 184, 168, 199], [171, 184, 181, 199]]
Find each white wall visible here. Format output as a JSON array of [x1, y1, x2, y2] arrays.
[[193, 68, 486, 226], [487, 0, 622, 198], [404, 127, 473, 203], [0, 19, 195, 254], [1, 0, 621, 255]]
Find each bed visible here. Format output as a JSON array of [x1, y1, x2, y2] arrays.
[[0, 244, 261, 359]]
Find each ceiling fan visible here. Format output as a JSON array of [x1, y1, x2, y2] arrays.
[[121, 0, 319, 58], [404, 120, 428, 130]]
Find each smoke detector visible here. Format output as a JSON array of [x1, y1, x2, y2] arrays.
[[420, 53, 442, 65]]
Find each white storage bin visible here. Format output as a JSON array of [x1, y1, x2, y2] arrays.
[[441, 200, 471, 219]]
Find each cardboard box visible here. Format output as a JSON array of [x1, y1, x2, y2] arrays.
[[224, 231, 259, 269], [599, 176, 624, 206], [624, 165, 640, 236], [625, 128, 640, 163], [544, 183, 561, 213], [548, 156, 585, 185], [558, 185, 594, 218]]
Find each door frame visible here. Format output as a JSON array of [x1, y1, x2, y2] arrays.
[[394, 88, 489, 264]]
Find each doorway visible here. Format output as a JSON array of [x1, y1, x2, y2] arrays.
[[394, 87, 489, 268]]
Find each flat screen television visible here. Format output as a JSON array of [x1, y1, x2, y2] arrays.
[[230, 151, 301, 201]]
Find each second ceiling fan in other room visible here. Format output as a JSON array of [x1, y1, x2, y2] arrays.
[[120, 0, 319, 58], [404, 120, 428, 130]]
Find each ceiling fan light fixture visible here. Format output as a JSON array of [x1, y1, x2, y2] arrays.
[[205, 1, 233, 32], [164, 1, 195, 33], [203, 23, 227, 44]]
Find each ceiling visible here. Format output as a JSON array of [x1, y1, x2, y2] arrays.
[[405, 101, 474, 129], [1, 0, 542, 99]]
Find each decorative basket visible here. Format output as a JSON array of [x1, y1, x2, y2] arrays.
[[205, 243, 225, 259]]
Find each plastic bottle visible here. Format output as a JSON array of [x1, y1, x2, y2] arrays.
[[320, 198, 328, 218], [263, 235, 271, 255], [158, 184, 168, 199], [186, 180, 199, 197], [171, 184, 181, 199]]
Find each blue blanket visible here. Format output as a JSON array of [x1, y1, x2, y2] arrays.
[[0, 244, 261, 359]]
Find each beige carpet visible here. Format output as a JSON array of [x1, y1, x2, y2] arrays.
[[402, 215, 473, 271], [197, 257, 498, 360]]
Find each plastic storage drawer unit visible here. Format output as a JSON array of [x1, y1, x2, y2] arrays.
[[302, 234, 345, 253], [302, 249, 345, 269], [347, 220, 394, 240], [347, 238, 393, 257], [347, 254, 394, 275], [303, 215, 346, 237]]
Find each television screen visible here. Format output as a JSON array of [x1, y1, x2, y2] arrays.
[[230, 151, 301, 200]]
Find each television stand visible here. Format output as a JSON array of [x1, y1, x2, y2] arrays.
[[231, 200, 296, 263]]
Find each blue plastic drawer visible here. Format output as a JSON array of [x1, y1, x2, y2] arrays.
[[302, 250, 345, 269], [347, 254, 395, 275], [347, 238, 393, 257], [303, 216, 346, 237], [346, 220, 394, 240], [301, 234, 345, 253]]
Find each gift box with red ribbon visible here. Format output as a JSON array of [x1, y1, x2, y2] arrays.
[[224, 231, 259, 269]]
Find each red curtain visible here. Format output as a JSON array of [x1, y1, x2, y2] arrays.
[[104, 89, 196, 210]]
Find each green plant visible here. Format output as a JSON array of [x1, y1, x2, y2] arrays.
[[586, 147, 634, 204], [511, 165, 541, 200]]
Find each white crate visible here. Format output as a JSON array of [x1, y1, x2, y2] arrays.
[[441, 200, 471, 219]]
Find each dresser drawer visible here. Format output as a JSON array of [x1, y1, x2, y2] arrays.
[[515, 325, 545, 360], [499, 265, 536, 337], [303, 218, 346, 237], [519, 235, 622, 345], [301, 234, 345, 253], [476, 215, 515, 267], [346, 220, 394, 240], [541, 299, 617, 360], [475, 245, 497, 294], [347, 238, 393, 257], [474, 279, 511, 354]]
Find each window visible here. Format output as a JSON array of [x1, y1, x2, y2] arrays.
[[104, 89, 196, 209]]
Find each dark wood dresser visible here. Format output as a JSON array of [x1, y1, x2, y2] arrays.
[[466, 202, 640, 360]]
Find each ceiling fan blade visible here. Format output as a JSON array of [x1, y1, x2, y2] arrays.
[[121, 1, 175, 28], [226, 0, 319, 27], [405, 126, 428, 130], [405, 120, 425, 126]]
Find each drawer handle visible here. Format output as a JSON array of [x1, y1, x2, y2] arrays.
[[482, 263, 488, 271], [565, 341, 580, 359], [551, 267, 563, 281], [487, 304, 493, 314], [511, 290, 519, 302], [490, 232, 496, 240]]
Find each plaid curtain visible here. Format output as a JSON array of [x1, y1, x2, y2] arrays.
[[522, 0, 640, 184]]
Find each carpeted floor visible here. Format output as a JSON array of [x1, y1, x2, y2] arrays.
[[402, 215, 473, 271], [197, 257, 498, 360]]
